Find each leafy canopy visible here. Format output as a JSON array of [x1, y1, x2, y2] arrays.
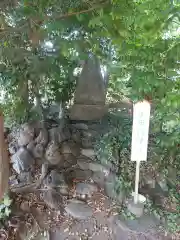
[[0, 0, 179, 128]]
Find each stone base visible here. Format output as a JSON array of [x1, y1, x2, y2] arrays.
[[127, 199, 144, 217], [108, 214, 160, 239], [69, 104, 108, 120]]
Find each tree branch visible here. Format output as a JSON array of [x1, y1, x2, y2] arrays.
[[49, 3, 107, 21], [0, 1, 109, 36]]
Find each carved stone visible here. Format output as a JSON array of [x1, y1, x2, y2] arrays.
[[70, 56, 108, 120]]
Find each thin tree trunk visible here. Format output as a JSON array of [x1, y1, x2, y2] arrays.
[[0, 114, 9, 200]]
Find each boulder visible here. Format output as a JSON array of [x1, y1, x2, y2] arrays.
[[77, 157, 92, 170], [81, 137, 93, 148], [49, 126, 71, 144], [35, 128, 48, 147], [44, 170, 66, 188], [88, 162, 110, 175], [65, 168, 93, 182], [11, 147, 35, 174], [8, 142, 17, 155], [48, 127, 63, 143], [22, 122, 35, 137], [27, 142, 44, 159], [75, 182, 98, 198], [91, 171, 105, 188], [81, 148, 96, 159], [65, 201, 93, 219], [18, 171, 32, 184], [63, 154, 77, 166], [18, 130, 34, 146], [71, 129, 82, 143], [45, 142, 64, 165], [60, 141, 80, 157], [42, 189, 63, 210]]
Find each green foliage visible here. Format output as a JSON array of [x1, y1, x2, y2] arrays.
[[95, 110, 180, 197], [95, 112, 135, 194], [0, 195, 12, 221], [145, 186, 180, 233], [0, 0, 179, 125]]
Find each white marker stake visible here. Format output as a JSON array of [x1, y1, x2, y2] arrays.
[[131, 100, 151, 204], [134, 161, 140, 204]]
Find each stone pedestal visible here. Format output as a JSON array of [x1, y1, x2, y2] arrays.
[[127, 199, 144, 217], [70, 104, 108, 121]]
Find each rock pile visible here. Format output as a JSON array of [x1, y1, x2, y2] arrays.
[[7, 119, 121, 220]]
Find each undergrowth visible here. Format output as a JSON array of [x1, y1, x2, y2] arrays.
[[94, 111, 180, 234]]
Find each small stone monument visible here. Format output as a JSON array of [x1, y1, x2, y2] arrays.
[[70, 55, 108, 120]]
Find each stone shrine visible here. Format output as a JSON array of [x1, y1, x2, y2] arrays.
[[70, 55, 108, 120]]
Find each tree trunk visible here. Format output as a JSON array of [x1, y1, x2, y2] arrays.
[[0, 114, 9, 200]]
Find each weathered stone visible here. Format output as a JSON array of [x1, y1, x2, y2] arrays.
[[48, 126, 70, 144], [48, 127, 62, 143], [42, 189, 63, 210], [61, 126, 71, 141], [81, 137, 93, 148], [88, 162, 110, 175], [105, 183, 125, 203], [67, 198, 85, 204], [75, 182, 98, 197], [27, 140, 35, 151], [8, 142, 17, 155], [143, 175, 156, 188], [72, 123, 89, 130], [9, 175, 18, 186], [104, 181, 116, 199], [11, 147, 35, 174], [35, 128, 48, 147], [70, 104, 108, 120], [91, 171, 105, 188], [22, 122, 35, 136], [66, 168, 93, 182], [65, 201, 93, 219], [59, 185, 69, 196], [63, 154, 77, 165], [27, 142, 44, 159], [60, 142, 72, 154], [45, 142, 64, 165], [157, 178, 168, 192], [18, 129, 34, 146], [60, 141, 80, 157], [71, 129, 82, 143], [81, 130, 93, 138], [112, 214, 160, 234], [73, 56, 106, 105], [41, 162, 49, 177], [127, 199, 144, 217], [34, 144, 44, 159], [108, 215, 129, 240], [44, 170, 66, 188], [77, 157, 92, 170], [81, 148, 96, 159], [20, 201, 30, 212], [18, 171, 32, 184]]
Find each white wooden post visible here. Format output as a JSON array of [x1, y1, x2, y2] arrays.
[[131, 100, 151, 204]]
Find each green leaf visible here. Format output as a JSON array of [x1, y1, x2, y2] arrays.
[[5, 207, 11, 217], [3, 195, 12, 207]]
